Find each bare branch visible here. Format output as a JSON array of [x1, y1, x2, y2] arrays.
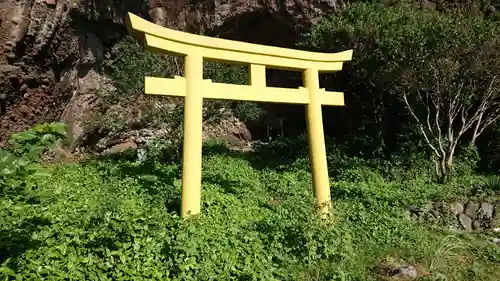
[[403, 92, 441, 157], [449, 82, 463, 122], [433, 95, 446, 157], [471, 76, 499, 141], [425, 91, 446, 156], [422, 92, 437, 144], [447, 82, 464, 142], [473, 107, 500, 143]]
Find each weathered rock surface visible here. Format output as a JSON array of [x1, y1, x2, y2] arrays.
[[0, 0, 345, 148], [377, 262, 420, 280], [389, 265, 418, 279], [203, 116, 252, 148], [479, 202, 494, 219], [149, 0, 346, 33], [0, 0, 146, 145], [458, 213, 473, 232], [89, 113, 252, 156], [464, 201, 479, 219], [449, 201, 464, 215]]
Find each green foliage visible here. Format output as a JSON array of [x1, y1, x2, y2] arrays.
[[89, 37, 187, 135], [453, 145, 481, 176], [90, 105, 129, 133], [0, 123, 68, 197], [203, 61, 266, 123], [105, 36, 168, 103], [87, 36, 176, 135], [203, 61, 248, 85], [1, 136, 499, 280], [483, 175, 500, 192], [100, 37, 265, 134], [303, 2, 500, 178], [140, 136, 182, 164], [4, 3, 500, 280], [477, 122, 500, 173], [233, 102, 266, 123], [7, 123, 68, 158]]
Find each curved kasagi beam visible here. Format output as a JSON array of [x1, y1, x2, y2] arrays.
[[126, 13, 353, 72]]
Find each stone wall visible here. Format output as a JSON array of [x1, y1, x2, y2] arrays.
[[407, 200, 499, 232]]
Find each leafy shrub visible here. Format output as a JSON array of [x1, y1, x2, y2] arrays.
[[100, 37, 264, 134], [233, 102, 266, 123], [6, 123, 68, 158], [91, 105, 129, 133], [140, 136, 182, 164], [0, 123, 68, 197], [452, 145, 481, 176], [203, 60, 266, 123], [91, 37, 185, 135], [105, 36, 169, 103], [480, 175, 500, 194], [303, 2, 500, 180], [203, 61, 248, 85]]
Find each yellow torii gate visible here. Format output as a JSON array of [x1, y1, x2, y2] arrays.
[[126, 13, 353, 218]]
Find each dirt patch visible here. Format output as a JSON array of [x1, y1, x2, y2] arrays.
[[0, 85, 71, 146]]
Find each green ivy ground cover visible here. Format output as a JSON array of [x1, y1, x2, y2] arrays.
[[1, 142, 499, 280]]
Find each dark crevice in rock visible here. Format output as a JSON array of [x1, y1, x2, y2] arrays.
[[205, 9, 309, 141], [207, 9, 298, 47]]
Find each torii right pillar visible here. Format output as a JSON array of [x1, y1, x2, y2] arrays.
[[304, 67, 332, 218]]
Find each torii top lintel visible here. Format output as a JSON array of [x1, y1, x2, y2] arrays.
[[126, 12, 353, 72]]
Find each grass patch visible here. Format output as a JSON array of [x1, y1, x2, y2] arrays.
[[1, 140, 499, 280]]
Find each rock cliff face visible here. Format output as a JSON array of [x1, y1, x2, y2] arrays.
[[148, 0, 345, 32], [0, 0, 345, 147], [0, 0, 147, 145]]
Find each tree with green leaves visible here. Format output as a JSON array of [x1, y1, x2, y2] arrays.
[[401, 40, 500, 181], [306, 2, 500, 181]]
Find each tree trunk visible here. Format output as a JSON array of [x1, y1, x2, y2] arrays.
[[436, 151, 455, 183]]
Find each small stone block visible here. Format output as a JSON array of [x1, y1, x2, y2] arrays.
[[472, 220, 481, 231], [449, 201, 463, 215], [459, 213, 472, 232], [464, 202, 479, 219]]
